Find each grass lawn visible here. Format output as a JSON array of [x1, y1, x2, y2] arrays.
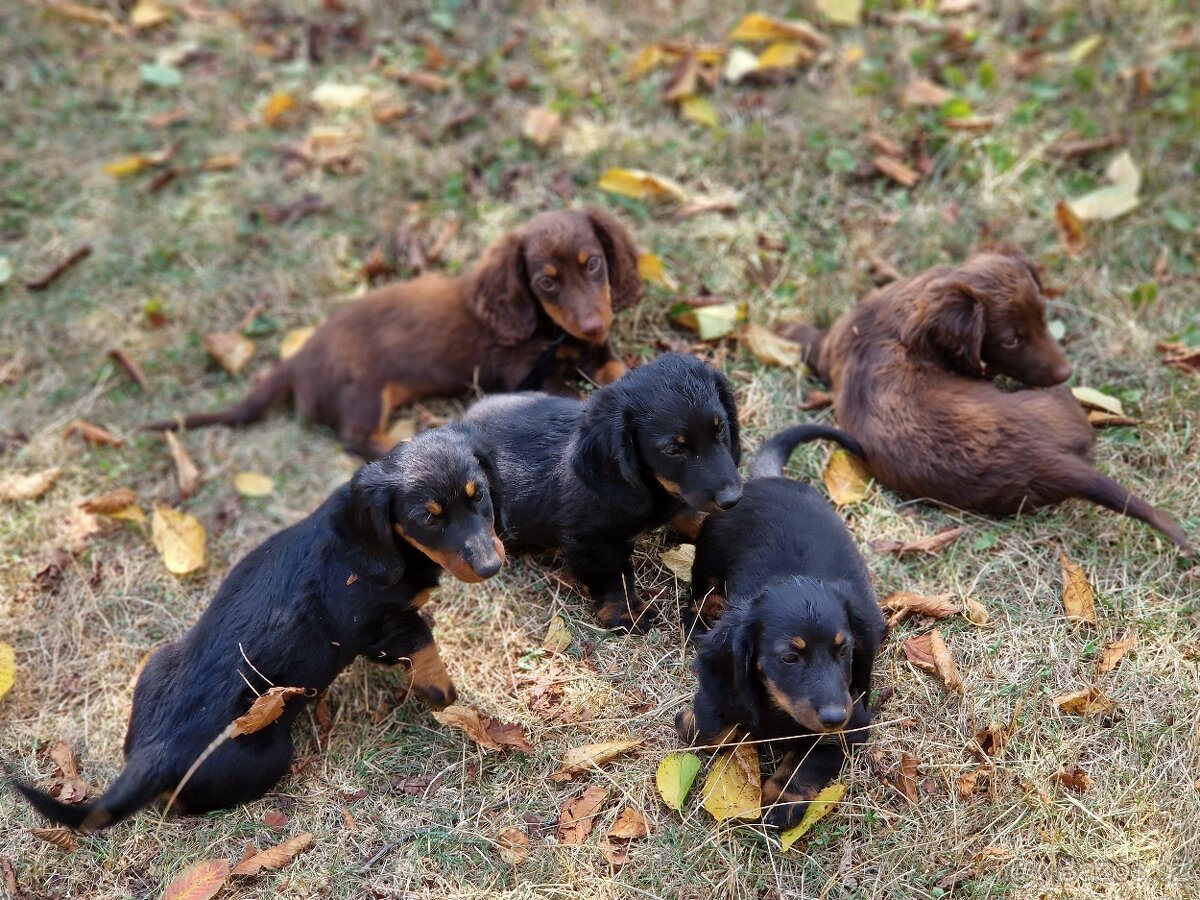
[[1, 1, 1197, 897]]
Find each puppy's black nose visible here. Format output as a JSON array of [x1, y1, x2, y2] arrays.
[[714, 485, 742, 510], [817, 705, 848, 729], [1051, 361, 1072, 384], [473, 556, 502, 579]]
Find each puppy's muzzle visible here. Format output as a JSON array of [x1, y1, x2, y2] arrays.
[[460, 533, 505, 581], [713, 484, 742, 511], [817, 704, 849, 730]]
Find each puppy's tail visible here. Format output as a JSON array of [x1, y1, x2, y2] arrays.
[[777, 323, 828, 380], [12, 747, 169, 833], [750, 424, 866, 480], [145, 362, 293, 432], [1059, 465, 1192, 552]]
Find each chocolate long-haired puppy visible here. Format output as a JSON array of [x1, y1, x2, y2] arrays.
[[678, 425, 886, 830], [462, 353, 743, 631], [782, 250, 1190, 550], [152, 207, 641, 458], [13, 425, 505, 831]]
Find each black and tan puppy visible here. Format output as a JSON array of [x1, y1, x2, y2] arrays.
[[13, 425, 505, 832], [463, 353, 743, 631], [678, 424, 886, 830]]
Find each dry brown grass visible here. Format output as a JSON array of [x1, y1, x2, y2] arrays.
[[2, 0, 1198, 897]]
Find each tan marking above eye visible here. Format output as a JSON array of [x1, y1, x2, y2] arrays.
[[791, 636, 807, 651], [425, 500, 443, 516], [578, 251, 589, 265], [834, 632, 846, 646], [543, 264, 557, 277], [674, 434, 687, 445], [464, 480, 477, 498], [713, 417, 721, 428]]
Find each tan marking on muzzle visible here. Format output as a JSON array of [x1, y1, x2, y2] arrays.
[[763, 676, 828, 733], [394, 524, 489, 583], [404, 643, 454, 708], [656, 475, 684, 498], [411, 587, 437, 609]]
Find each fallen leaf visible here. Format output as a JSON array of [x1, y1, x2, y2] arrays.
[[25, 244, 92, 291], [729, 13, 829, 48], [557, 786, 609, 845], [433, 704, 532, 753], [1086, 411, 1140, 428], [670, 301, 747, 340], [1050, 765, 1091, 793], [1097, 634, 1135, 673], [700, 742, 761, 822], [870, 526, 965, 556], [163, 431, 202, 499], [627, 44, 671, 79], [108, 348, 150, 390], [80, 487, 141, 519], [881, 591, 958, 626], [65, 420, 123, 447], [1070, 387, 1124, 417], [974, 722, 1007, 758], [780, 783, 845, 849], [656, 751, 702, 812], [486, 720, 535, 754], [662, 52, 700, 102], [201, 153, 241, 172], [901, 78, 953, 107], [659, 544, 695, 581], [957, 766, 985, 800], [0, 468, 62, 501], [550, 739, 644, 782], [30, 828, 77, 852], [1053, 686, 1116, 716], [1156, 341, 1200, 374], [896, 753, 920, 803], [964, 597, 989, 626], [597, 168, 687, 203], [1060, 553, 1097, 624], [522, 107, 561, 147], [234, 472, 274, 498], [676, 193, 739, 219], [823, 448, 871, 506], [1064, 34, 1104, 65], [263, 91, 297, 128], [104, 155, 154, 177], [723, 46, 760, 83], [262, 809, 290, 829], [740, 323, 803, 368], [397, 71, 452, 92], [637, 253, 678, 291], [681, 95, 718, 128], [496, 827, 531, 865], [229, 833, 314, 877], [607, 807, 649, 840], [938, 0, 981, 12], [903, 630, 963, 694], [49, 741, 87, 804], [203, 331, 256, 375], [0, 641, 13, 701], [873, 155, 920, 188], [232, 686, 310, 737], [280, 326, 316, 360], [1055, 201, 1087, 258], [312, 82, 371, 110], [815, 0, 860, 26], [1067, 151, 1141, 221], [151, 505, 206, 576], [755, 41, 813, 71], [542, 615, 572, 654]]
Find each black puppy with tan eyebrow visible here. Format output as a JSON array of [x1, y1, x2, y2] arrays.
[[13, 424, 505, 832], [463, 353, 743, 631], [678, 424, 886, 830]]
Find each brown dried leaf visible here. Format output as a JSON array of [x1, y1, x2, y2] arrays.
[[1060, 553, 1096, 624], [896, 753, 919, 803], [496, 827, 531, 865], [799, 389, 833, 411], [232, 686, 310, 737], [1156, 341, 1200, 374], [203, 331, 256, 375], [30, 828, 77, 852], [1050, 765, 1091, 793], [80, 488, 138, 516], [873, 155, 920, 188], [163, 431, 202, 499], [957, 765, 985, 800], [676, 192, 740, 220], [1086, 411, 1140, 428], [0, 468, 62, 501], [229, 832, 314, 877], [870, 526, 965, 557], [964, 597, 989, 626], [161, 860, 229, 900], [1097, 634, 1135, 673], [1055, 201, 1087, 258], [486, 720, 535, 754], [65, 420, 123, 447], [740, 323, 803, 368], [662, 52, 700, 102], [522, 107, 561, 147], [262, 809, 290, 830], [607, 807, 650, 840], [974, 722, 1008, 759], [1052, 686, 1116, 716], [557, 786, 609, 845], [398, 71, 452, 92], [550, 739, 643, 782], [48, 741, 88, 805], [108, 348, 150, 390], [881, 591, 958, 626], [901, 78, 952, 107], [903, 631, 962, 693]]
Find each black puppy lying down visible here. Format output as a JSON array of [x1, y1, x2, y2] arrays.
[[678, 424, 887, 829], [463, 352, 743, 631], [15, 424, 505, 832]]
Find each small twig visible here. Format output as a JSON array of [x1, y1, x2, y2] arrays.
[[25, 244, 92, 291], [238, 642, 274, 689], [107, 349, 149, 390], [357, 826, 447, 872]]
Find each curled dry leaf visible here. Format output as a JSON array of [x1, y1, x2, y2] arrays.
[[30, 828, 77, 852], [65, 420, 123, 447], [496, 827, 531, 866], [700, 742, 761, 822], [881, 591, 958, 626], [1059, 553, 1097, 624], [608, 806, 650, 840], [657, 751, 702, 812], [870, 526, 965, 557], [779, 783, 845, 850], [901, 78, 952, 107], [550, 738, 643, 781], [49, 741, 88, 805], [1096, 634, 1135, 673], [823, 448, 871, 506], [957, 765, 985, 800], [204, 331, 256, 375], [162, 859, 228, 900], [662, 52, 700, 102], [1156, 341, 1200, 375], [262, 809, 290, 830], [0, 640, 14, 701], [542, 614, 572, 654], [1053, 686, 1116, 716], [1055, 201, 1087, 257], [229, 832, 314, 877], [1067, 151, 1141, 221], [1070, 387, 1124, 417], [676, 192, 739, 220], [1050, 765, 1091, 794], [557, 785, 609, 845], [232, 686, 310, 737], [729, 13, 829, 48], [873, 155, 920, 188], [280, 326, 316, 360], [1087, 411, 1140, 428], [903, 630, 963, 694], [164, 431, 202, 499], [234, 472, 274, 498], [659, 544, 695, 581], [597, 168, 687, 203], [0, 468, 62, 501], [974, 722, 1008, 759], [432, 704, 533, 753], [80, 487, 141, 520], [522, 107, 561, 147], [740, 323, 803, 368], [964, 597, 989, 626], [151, 505, 206, 576], [896, 753, 920, 803]]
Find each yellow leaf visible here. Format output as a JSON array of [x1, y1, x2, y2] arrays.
[[234, 471, 274, 497], [1097, 634, 1135, 673], [1053, 686, 1115, 716], [550, 738, 644, 781], [1060, 553, 1096, 624], [151, 505, 206, 576], [681, 95, 718, 128], [823, 448, 871, 506], [0, 467, 62, 501], [0, 641, 14, 702], [701, 742, 761, 822], [780, 783, 846, 850], [311, 82, 371, 110], [280, 326, 316, 360], [729, 13, 828, 47], [659, 544, 695, 581], [756, 42, 813, 71], [542, 614, 572, 654], [522, 107, 562, 147], [723, 46, 760, 83], [263, 91, 297, 128], [672, 302, 747, 340], [628, 44, 671, 79], [203, 331, 256, 375], [637, 253, 678, 291], [842, 43, 865, 65], [597, 168, 688, 203], [1065, 35, 1103, 65], [104, 155, 153, 177], [815, 0, 861, 27], [161, 859, 229, 900], [130, 0, 170, 29], [740, 323, 803, 368], [1071, 386, 1124, 417], [1067, 151, 1141, 221], [656, 751, 702, 812]]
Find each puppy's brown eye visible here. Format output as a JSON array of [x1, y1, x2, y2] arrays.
[[586, 256, 602, 272], [1001, 336, 1020, 349], [665, 444, 686, 457], [781, 652, 801, 665], [536, 276, 557, 292]]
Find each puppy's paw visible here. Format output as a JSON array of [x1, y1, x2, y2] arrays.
[[595, 597, 657, 633], [419, 679, 457, 711], [762, 797, 810, 831], [675, 707, 698, 744]]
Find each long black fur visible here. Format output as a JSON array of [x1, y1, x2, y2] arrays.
[[679, 423, 886, 829], [462, 353, 743, 631], [13, 424, 505, 832]]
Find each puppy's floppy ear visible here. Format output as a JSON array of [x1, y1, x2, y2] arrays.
[[585, 207, 642, 311], [468, 232, 537, 345], [471, 442, 505, 535], [728, 608, 763, 733], [713, 368, 742, 464], [340, 460, 407, 585], [571, 383, 649, 509], [901, 278, 985, 376], [838, 583, 886, 699]]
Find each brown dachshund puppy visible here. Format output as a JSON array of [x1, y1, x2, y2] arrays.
[[152, 208, 641, 458], [781, 251, 1191, 550]]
